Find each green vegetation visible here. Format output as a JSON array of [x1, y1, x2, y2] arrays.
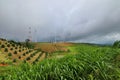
[[4, 48, 8, 52], [14, 51, 17, 54], [1, 43, 120, 80], [13, 59, 17, 62], [15, 47, 17, 49], [25, 39, 34, 49], [7, 44, 10, 47], [26, 57, 31, 61], [12, 44, 15, 47], [1, 44, 5, 48], [19, 50, 21, 52], [23, 53, 26, 56], [10, 48, 13, 50], [18, 56, 21, 59], [8, 53, 12, 56], [0, 51, 12, 64], [113, 40, 120, 48]]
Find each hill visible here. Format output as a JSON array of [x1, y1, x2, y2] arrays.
[[1, 42, 120, 80], [33, 42, 72, 53], [0, 38, 46, 64]]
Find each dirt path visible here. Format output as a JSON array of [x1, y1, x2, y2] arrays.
[[0, 64, 8, 66]]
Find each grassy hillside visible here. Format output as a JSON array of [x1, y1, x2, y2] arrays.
[[1, 43, 120, 80], [0, 51, 12, 65]]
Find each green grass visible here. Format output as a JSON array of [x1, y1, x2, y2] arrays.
[[1, 43, 120, 80]]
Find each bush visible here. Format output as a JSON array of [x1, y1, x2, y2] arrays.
[[15, 47, 18, 49], [12, 44, 15, 47], [4, 48, 8, 52], [23, 60, 26, 63], [23, 53, 26, 56], [5, 42, 7, 44], [14, 51, 17, 54], [32, 61, 36, 64], [17, 42, 22, 46], [1, 44, 5, 48], [22, 49, 24, 51], [113, 40, 120, 48], [26, 57, 30, 61], [13, 59, 17, 62], [18, 56, 21, 59], [19, 50, 21, 52], [10, 48, 13, 50], [8, 40, 16, 44], [8, 53, 12, 56], [30, 54, 33, 57], [7, 44, 10, 47], [26, 51, 29, 54]]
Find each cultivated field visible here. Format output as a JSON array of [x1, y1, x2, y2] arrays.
[[0, 38, 120, 80], [0, 39, 46, 65]]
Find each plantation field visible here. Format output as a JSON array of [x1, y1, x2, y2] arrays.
[[0, 39, 47, 65], [1, 43, 120, 80], [33, 42, 73, 53]]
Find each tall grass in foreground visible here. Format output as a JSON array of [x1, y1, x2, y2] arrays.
[[1, 44, 120, 80]]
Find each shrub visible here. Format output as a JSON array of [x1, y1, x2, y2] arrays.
[[12, 44, 15, 47], [19, 50, 21, 52], [32, 61, 36, 64], [4, 48, 8, 52], [7, 44, 10, 47], [23, 60, 26, 63], [10, 48, 13, 50], [0, 38, 6, 41], [18, 56, 21, 59], [13, 59, 17, 62], [23, 53, 26, 56], [14, 51, 17, 54], [17, 42, 22, 46], [8, 40, 16, 44], [113, 40, 120, 48], [22, 49, 24, 51], [30, 54, 33, 57], [26, 51, 29, 54], [8, 53, 12, 56], [1, 44, 5, 48], [15, 47, 18, 49], [26, 57, 30, 61], [35, 59, 38, 62]]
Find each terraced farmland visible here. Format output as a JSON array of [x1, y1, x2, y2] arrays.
[[0, 38, 46, 65]]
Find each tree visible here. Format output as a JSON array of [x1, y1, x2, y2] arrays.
[[25, 39, 30, 48], [4, 48, 8, 52], [113, 40, 120, 48], [25, 39, 34, 49]]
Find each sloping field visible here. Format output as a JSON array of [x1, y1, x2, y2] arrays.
[[0, 39, 46, 65], [1, 43, 120, 80], [33, 42, 73, 53]]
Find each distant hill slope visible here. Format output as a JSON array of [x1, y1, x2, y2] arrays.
[[33, 42, 73, 53]]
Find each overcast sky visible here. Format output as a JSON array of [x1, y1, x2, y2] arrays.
[[0, 0, 120, 44]]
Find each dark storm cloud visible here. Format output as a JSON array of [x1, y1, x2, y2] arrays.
[[0, 0, 120, 43]]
